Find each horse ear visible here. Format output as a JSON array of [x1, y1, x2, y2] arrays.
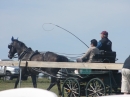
[[11, 36, 14, 41]]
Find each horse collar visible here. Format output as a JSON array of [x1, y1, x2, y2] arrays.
[[18, 48, 31, 60]]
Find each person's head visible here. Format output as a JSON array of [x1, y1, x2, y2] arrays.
[[100, 31, 108, 38], [90, 39, 97, 47]]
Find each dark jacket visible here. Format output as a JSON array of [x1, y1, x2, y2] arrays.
[[97, 37, 112, 52], [123, 55, 130, 69]]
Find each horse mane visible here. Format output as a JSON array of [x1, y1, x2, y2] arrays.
[[13, 39, 29, 49]]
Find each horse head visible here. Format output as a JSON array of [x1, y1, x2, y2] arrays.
[[8, 36, 26, 59], [8, 37, 18, 59]]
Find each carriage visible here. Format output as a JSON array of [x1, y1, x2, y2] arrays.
[[8, 37, 122, 97], [60, 50, 121, 97]]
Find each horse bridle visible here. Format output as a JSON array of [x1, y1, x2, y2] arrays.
[[8, 44, 12, 49], [8, 43, 30, 59], [8, 44, 18, 58]]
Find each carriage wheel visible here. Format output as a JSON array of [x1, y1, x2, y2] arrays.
[[86, 78, 106, 97], [62, 77, 80, 97]]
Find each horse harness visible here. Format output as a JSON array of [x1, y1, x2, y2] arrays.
[[18, 48, 52, 76], [18, 48, 40, 61]]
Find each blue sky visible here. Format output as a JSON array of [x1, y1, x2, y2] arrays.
[[0, 0, 130, 63]]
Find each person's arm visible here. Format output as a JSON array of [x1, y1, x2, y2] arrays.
[[81, 48, 91, 60], [97, 41, 102, 49], [97, 38, 107, 49]]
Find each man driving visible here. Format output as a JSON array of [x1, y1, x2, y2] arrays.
[[97, 31, 112, 52]]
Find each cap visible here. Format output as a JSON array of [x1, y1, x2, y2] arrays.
[[101, 31, 108, 35]]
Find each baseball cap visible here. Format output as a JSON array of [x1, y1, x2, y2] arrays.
[[101, 31, 108, 35]]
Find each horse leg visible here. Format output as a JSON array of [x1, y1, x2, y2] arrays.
[[31, 75, 37, 88], [14, 67, 28, 88], [14, 77, 19, 88], [14, 74, 24, 88], [47, 77, 62, 96], [14, 72, 28, 88], [56, 79, 62, 96], [47, 77, 56, 90]]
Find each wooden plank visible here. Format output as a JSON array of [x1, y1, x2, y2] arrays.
[[25, 61, 123, 70], [0, 61, 26, 66], [0, 61, 123, 70]]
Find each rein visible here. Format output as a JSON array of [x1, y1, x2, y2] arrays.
[[32, 67, 58, 78]]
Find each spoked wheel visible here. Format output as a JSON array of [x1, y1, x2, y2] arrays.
[[62, 77, 80, 97], [86, 78, 106, 97]]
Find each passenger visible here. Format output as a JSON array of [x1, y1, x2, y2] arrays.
[[75, 39, 99, 74], [121, 55, 130, 94], [77, 39, 99, 62], [97, 31, 112, 52]]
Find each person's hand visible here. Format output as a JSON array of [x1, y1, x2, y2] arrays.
[[76, 58, 82, 62]]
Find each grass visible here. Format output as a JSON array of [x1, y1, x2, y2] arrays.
[[0, 77, 59, 96], [0, 77, 121, 97]]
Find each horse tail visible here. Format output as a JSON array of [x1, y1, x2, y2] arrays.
[[57, 55, 69, 62]]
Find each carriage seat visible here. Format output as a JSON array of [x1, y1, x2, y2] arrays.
[[78, 50, 117, 75], [92, 50, 116, 63]]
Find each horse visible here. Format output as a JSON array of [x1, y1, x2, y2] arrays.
[[8, 37, 69, 96]]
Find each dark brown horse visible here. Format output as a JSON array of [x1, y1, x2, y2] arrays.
[[8, 37, 69, 96]]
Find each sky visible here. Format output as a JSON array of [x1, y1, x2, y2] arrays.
[[0, 0, 130, 63]]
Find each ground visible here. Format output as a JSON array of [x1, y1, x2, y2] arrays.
[[0, 77, 58, 95]]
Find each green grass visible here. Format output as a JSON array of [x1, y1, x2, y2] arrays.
[[0, 77, 59, 96]]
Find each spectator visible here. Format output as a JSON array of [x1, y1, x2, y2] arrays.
[[121, 55, 130, 94]]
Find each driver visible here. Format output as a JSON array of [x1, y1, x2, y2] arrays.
[[97, 31, 112, 52]]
